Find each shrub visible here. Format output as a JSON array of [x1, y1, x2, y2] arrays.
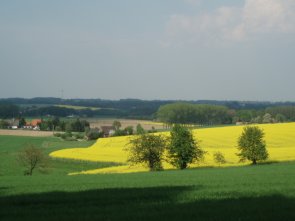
[[213, 152, 226, 165], [74, 133, 85, 140], [86, 128, 103, 140], [53, 132, 62, 137], [61, 132, 73, 140]]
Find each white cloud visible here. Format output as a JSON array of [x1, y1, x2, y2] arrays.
[[237, 0, 295, 37], [165, 0, 295, 44]]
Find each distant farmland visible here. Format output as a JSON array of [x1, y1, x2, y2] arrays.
[[87, 118, 165, 130], [54, 104, 102, 111]]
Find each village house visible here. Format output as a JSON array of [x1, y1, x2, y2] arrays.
[[100, 126, 115, 137], [23, 119, 42, 130]]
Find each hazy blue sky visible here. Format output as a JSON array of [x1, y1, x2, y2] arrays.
[[1, 0, 295, 101]]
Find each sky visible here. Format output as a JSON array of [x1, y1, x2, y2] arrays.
[[1, 0, 295, 101]]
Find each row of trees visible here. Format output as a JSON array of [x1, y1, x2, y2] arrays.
[[38, 118, 90, 132], [234, 109, 291, 123], [111, 120, 155, 136], [157, 103, 295, 125], [157, 103, 232, 125], [127, 125, 268, 171], [126, 124, 206, 171], [58, 120, 154, 141]]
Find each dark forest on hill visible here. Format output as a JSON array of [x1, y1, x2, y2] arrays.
[[1, 98, 295, 124]]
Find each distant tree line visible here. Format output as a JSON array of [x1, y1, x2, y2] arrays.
[[2, 97, 295, 110], [2, 98, 295, 124], [0, 98, 172, 119], [157, 103, 295, 125], [234, 106, 295, 124]]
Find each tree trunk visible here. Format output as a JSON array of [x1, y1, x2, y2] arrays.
[[252, 159, 257, 165], [180, 162, 187, 170]]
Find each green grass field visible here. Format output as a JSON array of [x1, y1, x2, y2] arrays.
[[0, 136, 119, 176], [1, 135, 295, 220]]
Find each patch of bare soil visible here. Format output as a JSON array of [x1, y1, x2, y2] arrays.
[[0, 129, 54, 137]]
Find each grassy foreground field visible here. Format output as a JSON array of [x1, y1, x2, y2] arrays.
[[1, 162, 295, 220], [51, 123, 295, 174], [1, 134, 295, 220]]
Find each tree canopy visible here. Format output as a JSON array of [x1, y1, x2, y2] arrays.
[[17, 144, 49, 175], [157, 102, 232, 125], [237, 126, 268, 165], [126, 133, 167, 171], [167, 124, 205, 169]]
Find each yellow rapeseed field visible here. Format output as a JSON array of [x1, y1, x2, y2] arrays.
[[50, 123, 295, 175]]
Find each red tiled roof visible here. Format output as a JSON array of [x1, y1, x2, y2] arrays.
[[31, 119, 42, 127]]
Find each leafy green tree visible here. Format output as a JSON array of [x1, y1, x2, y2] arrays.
[[167, 124, 205, 169], [0, 120, 9, 129], [124, 126, 134, 135], [112, 120, 122, 131], [262, 113, 273, 123], [266, 106, 295, 121], [275, 114, 286, 123], [62, 119, 89, 132], [113, 129, 127, 136], [18, 117, 26, 128], [126, 133, 167, 171], [65, 122, 73, 132], [237, 126, 268, 165], [252, 116, 263, 124], [157, 102, 231, 125], [52, 117, 60, 130], [86, 128, 103, 140], [236, 110, 253, 122], [136, 123, 145, 134], [39, 120, 53, 131], [71, 119, 89, 132], [17, 144, 49, 175]]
